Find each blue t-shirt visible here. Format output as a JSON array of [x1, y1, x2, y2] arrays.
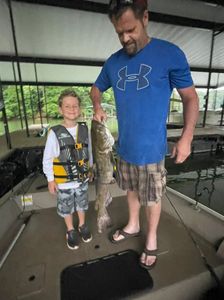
[[95, 38, 193, 165]]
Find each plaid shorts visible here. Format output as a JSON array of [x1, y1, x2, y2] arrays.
[[116, 158, 166, 206], [57, 182, 88, 217]]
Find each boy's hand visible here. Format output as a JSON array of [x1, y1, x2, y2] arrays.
[[48, 181, 58, 195]]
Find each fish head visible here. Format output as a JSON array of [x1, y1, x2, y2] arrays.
[[91, 120, 114, 153]]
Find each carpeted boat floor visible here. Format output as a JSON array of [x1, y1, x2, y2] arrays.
[[0, 196, 223, 300]]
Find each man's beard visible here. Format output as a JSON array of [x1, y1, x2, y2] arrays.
[[123, 41, 138, 56]]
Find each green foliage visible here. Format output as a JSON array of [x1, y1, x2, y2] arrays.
[[172, 88, 224, 112], [2, 85, 224, 123], [1, 84, 224, 136], [3, 86, 21, 119], [102, 88, 114, 105], [1, 85, 116, 120]]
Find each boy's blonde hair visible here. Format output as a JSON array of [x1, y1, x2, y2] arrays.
[[58, 89, 81, 107]]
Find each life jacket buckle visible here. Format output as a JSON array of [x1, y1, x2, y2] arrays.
[[75, 143, 82, 149], [78, 159, 84, 167]]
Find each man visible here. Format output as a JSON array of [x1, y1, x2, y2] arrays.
[[90, 0, 199, 269]]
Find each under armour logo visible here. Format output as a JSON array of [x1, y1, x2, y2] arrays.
[[117, 64, 152, 91]]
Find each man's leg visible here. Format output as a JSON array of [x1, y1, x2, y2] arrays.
[[113, 190, 141, 241], [140, 200, 161, 266]]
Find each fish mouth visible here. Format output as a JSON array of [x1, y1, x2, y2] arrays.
[[92, 119, 106, 125], [92, 119, 108, 130]]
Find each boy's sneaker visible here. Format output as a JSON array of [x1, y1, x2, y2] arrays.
[[66, 229, 79, 250], [79, 224, 92, 243]]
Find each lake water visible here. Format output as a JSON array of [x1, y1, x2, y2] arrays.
[[166, 151, 224, 216]]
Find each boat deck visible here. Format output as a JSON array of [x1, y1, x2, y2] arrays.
[[0, 178, 224, 300]]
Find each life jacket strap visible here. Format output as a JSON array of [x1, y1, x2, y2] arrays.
[[54, 172, 88, 180], [59, 143, 88, 151], [53, 159, 88, 166]]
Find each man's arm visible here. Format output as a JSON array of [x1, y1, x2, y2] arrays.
[[171, 86, 199, 163], [90, 85, 107, 122]]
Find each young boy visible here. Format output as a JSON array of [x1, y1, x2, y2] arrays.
[[43, 89, 92, 250]]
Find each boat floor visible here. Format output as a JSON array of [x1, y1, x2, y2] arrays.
[[0, 183, 224, 300]]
